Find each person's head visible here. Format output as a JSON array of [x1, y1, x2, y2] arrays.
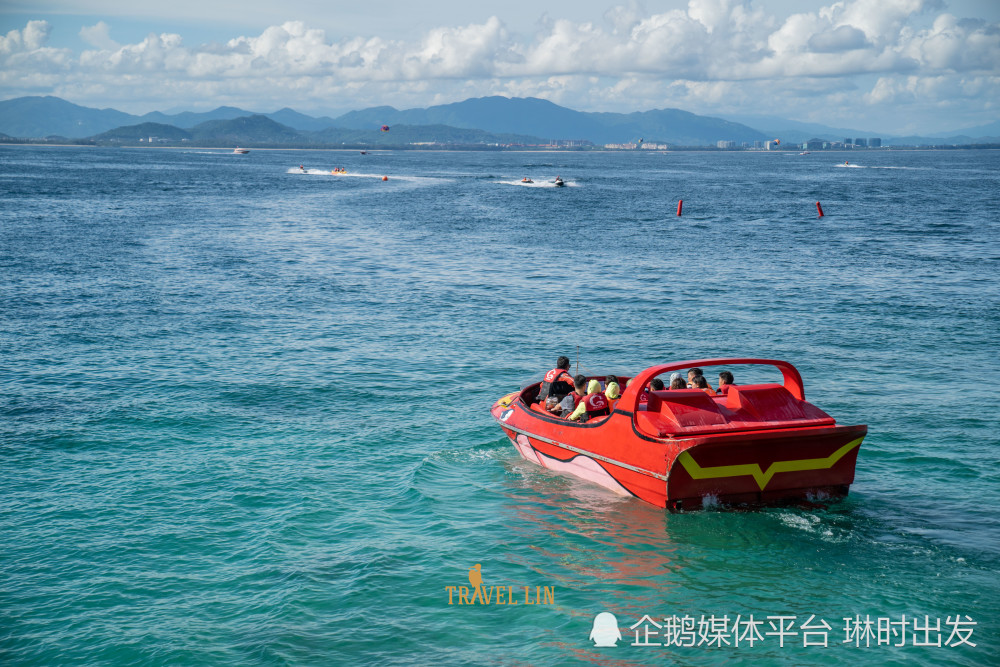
[[670, 377, 686, 390], [586, 379, 601, 395], [556, 356, 570, 370], [692, 375, 709, 389], [651, 378, 665, 391], [605, 382, 621, 399], [687, 367, 704, 381], [606, 374, 619, 387], [574, 374, 588, 392], [719, 370, 734, 386]]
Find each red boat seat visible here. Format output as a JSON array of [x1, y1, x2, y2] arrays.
[[647, 390, 727, 429], [529, 401, 562, 417], [725, 384, 833, 423]]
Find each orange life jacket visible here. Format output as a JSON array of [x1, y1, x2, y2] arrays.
[[582, 392, 610, 418], [539, 368, 573, 401]]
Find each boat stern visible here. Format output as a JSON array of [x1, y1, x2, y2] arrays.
[[664, 424, 866, 509]]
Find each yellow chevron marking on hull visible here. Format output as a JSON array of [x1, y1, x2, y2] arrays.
[[676, 437, 864, 491]]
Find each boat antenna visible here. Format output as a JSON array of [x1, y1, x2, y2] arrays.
[[576, 345, 579, 375]]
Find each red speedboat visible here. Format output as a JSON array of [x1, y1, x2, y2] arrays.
[[490, 358, 866, 509]]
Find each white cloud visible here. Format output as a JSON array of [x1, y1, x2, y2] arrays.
[[808, 25, 869, 52], [79, 21, 118, 50], [1, 19, 54, 54], [902, 14, 1000, 71], [0, 1, 996, 132]]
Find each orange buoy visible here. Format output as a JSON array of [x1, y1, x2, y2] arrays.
[[676, 199, 683, 216], [382, 176, 388, 181], [816, 201, 824, 217]]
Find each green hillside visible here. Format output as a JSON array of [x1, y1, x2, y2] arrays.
[[92, 122, 193, 141]]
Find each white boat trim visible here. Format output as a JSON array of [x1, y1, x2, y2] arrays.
[[498, 421, 669, 481]]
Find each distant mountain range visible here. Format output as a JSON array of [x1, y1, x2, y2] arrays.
[[331, 96, 767, 145], [0, 96, 318, 138], [717, 114, 885, 144], [92, 115, 545, 147], [1, 95, 997, 146], [0, 95, 765, 145], [718, 113, 1000, 145], [936, 120, 1000, 138]]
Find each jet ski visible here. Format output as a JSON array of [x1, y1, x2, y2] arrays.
[[553, 176, 565, 187]]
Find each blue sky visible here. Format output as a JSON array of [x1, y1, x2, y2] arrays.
[[1, 1, 998, 134]]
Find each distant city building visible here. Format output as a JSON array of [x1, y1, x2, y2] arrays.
[[753, 140, 762, 148], [854, 138, 867, 147], [716, 140, 736, 149], [805, 138, 825, 150], [844, 138, 852, 146], [603, 143, 638, 149], [640, 142, 668, 149], [869, 138, 882, 147]]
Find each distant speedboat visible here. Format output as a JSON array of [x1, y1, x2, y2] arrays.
[[799, 151, 810, 155], [522, 177, 533, 183], [360, 151, 368, 155], [233, 147, 249, 154]]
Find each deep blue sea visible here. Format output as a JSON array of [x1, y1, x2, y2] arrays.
[[2, 145, 998, 665]]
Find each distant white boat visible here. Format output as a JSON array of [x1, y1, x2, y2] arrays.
[[233, 147, 249, 154]]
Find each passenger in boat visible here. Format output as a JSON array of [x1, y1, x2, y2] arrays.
[[568, 379, 611, 422], [604, 376, 622, 410], [717, 371, 736, 395], [639, 378, 664, 404], [557, 375, 589, 416], [538, 356, 575, 402], [692, 375, 718, 395], [686, 368, 715, 391], [669, 376, 687, 390]]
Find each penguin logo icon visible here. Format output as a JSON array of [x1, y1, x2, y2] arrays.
[[589, 612, 622, 647]]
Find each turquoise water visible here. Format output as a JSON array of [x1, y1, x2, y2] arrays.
[[2, 146, 998, 665]]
